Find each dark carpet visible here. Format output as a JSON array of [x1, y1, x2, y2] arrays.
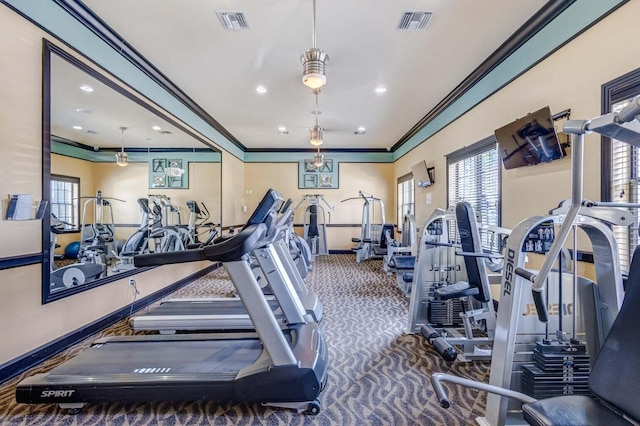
[[0, 254, 489, 425]]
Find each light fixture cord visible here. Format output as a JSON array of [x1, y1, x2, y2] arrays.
[[120, 126, 126, 153], [312, 0, 317, 49]]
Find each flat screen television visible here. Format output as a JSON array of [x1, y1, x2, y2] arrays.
[[411, 160, 432, 188], [494, 106, 564, 170]]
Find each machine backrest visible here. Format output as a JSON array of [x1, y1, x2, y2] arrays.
[[455, 201, 491, 303], [379, 223, 395, 249], [308, 205, 319, 237], [588, 245, 640, 422]]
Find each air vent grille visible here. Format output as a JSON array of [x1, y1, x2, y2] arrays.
[[217, 12, 250, 30], [398, 12, 432, 31]]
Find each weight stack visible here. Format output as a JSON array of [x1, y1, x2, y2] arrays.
[[521, 340, 591, 399], [427, 293, 463, 327]]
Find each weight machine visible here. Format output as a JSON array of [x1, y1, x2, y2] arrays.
[[293, 194, 334, 256], [342, 191, 387, 263], [431, 96, 640, 425], [51, 190, 124, 290]]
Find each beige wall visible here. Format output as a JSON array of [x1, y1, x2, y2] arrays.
[[222, 151, 245, 227], [394, 1, 640, 232], [244, 162, 394, 250], [0, 6, 229, 366]]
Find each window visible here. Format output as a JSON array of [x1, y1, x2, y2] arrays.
[[602, 68, 640, 273], [447, 136, 501, 249], [50, 175, 80, 231], [397, 174, 415, 229]]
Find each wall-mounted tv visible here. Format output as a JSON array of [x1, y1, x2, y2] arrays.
[[411, 160, 435, 188], [494, 106, 564, 170]]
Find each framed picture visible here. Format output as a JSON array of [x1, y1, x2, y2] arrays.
[[298, 157, 338, 189]]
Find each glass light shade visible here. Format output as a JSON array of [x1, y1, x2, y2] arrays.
[[302, 73, 326, 89], [309, 125, 324, 146], [115, 151, 129, 167], [313, 153, 324, 167]]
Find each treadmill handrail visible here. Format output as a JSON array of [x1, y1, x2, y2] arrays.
[[134, 223, 267, 267]]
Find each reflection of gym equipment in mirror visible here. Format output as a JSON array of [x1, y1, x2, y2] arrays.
[[51, 191, 124, 291], [430, 96, 640, 426], [43, 41, 222, 303], [293, 194, 335, 256], [341, 191, 388, 263]]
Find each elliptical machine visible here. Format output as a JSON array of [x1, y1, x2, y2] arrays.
[[112, 198, 152, 273]]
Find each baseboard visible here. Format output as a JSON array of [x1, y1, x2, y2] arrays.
[[329, 250, 354, 254], [0, 263, 220, 383]]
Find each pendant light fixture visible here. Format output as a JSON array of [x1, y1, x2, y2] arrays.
[[309, 91, 324, 146], [115, 126, 129, 167], [301, 0, 328, 89], [313, 147, 324, 168]]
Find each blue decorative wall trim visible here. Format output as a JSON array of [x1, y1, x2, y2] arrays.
[[245, 151, 393, 163]]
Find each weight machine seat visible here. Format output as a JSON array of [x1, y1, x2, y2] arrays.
[[521, 245, 640, 426], [434, 281, 479, 300], [402, 272, 413, 283], [522, 395, 632, 426]]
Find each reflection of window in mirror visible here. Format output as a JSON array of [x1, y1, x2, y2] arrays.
[[50, 175, 80, 232]]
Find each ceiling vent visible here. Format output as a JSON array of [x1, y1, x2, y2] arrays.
[[398, 12, 432, 31], [217, 12, 250, 30]]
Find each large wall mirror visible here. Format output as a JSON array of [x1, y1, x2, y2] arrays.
[[43, 40, 222, 303]]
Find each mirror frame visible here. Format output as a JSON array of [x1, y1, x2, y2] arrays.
[[42, 39, 221, 304]]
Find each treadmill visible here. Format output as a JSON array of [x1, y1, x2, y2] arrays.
[[16, 189, 329, 414], [129, 204, 323, 334]]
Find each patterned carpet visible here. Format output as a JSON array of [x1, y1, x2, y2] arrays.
[[0, 254, 489, 425]]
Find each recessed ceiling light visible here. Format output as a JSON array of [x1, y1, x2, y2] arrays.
[[358, 126, 366, 132], [79, 85, 94, 93], [256, 85, 267, 94], [278, 126, 287, 132], [355, 126, 366, 135], [375, 86, 387, 94], [152, 125, 162, 131], [75, 108, 92, 114], [72, 125, 83, 130]]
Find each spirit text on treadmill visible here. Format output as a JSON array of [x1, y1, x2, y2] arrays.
[[41, 390, 75, 398]]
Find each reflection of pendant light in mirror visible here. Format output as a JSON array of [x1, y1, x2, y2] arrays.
[[301, 0, 328, 89], [115, 126, 129, 167], [309, 92, 324, 146], [313, 147, 324, 168]]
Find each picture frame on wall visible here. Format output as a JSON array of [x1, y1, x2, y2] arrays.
[[298, 157, 338, 189]]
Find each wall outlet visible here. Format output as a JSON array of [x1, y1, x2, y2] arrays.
[[426, 193, 432, 204], [242, 205, 247, 212], [129, 278, 135, 287]]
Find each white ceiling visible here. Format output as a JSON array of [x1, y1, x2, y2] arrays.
[[69, 0, 547, 151], [51, 54, 206, 149]]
